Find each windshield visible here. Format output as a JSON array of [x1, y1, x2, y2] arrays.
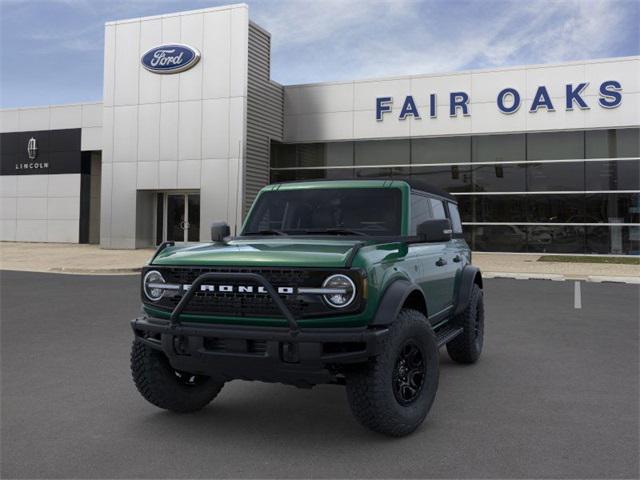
[[243, 188, 402, 236]]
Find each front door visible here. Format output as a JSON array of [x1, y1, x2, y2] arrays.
[[162, 193, 200, 243]]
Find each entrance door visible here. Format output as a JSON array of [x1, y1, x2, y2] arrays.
[[161, 192, 200, 243]]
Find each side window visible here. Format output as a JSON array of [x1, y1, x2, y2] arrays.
[[410, 194, 432, 234], [448, 202, 463, 234], [429, 198, 446, 219]]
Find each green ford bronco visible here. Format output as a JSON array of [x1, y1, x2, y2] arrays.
[[131, 180, 484, 436]]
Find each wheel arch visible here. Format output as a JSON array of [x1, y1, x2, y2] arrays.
[[370, 278, 428, 326], [454, 265, 483, 316]]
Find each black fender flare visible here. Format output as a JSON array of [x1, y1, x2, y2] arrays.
[[453, 265, 483, 316], [370, 279, 427, 326]]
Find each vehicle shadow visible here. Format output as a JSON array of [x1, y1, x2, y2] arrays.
[[127, 353, 459, 447]]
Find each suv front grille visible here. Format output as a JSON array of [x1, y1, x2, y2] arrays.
[[144, 267, 362, 319]]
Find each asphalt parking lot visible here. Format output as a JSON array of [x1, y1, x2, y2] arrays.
[[1, 271, 638, 479]]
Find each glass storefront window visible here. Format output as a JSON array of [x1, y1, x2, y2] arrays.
[[271, 168, 354, 183], [410, 165, 472, 193], [354, 167, 410, 180], [527, 131, 584, 160], [472, 133, 525, 162], [586, 226, 640, 255], [526, 194, 585, 222], [471, 164, 526, 192], [271, 142, 297, 168], [411, 136, 471, 164], [585, 128, 640, 158], [585, 159, 640, 190], [271, 142, 354, 168], [355, 139, 409, 166], [466, 225, 528, 252], [527, 161, 585, 191], [585, 192, 640, 224], [472, 195, 528, 223], [526, 226, 586, 253]]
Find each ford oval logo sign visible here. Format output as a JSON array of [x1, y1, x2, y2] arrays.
[[141, 44, 201, 74]]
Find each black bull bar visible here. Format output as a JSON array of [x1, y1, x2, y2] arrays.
[[168, 271, 300, 335]]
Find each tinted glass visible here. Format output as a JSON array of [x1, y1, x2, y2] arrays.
[[526, 194, 585, 222], [355, 139, 409, 165], [472, 195, 528, 222], [410, 165, 473, 193], [585, 192, 640, 224], [527, 131, 584, 160], [271, 168, 354, 183], [586, 226, 640, 255], [448, 203, 463, 233], [472, 133, 525, 162], [411, 136, 471, 164], [271, 142, 354, 168], [527, 161, 585, 191], [456, 196, 473, 222], [585, 159, 640, 190], [471, 164, 526, 192], [410, 195, 431, 234], [354, 166, 410, 180], [187, 194, 200, 242], [270, 142, 296, 168], [468, 225, 528, 252], [585, 128, 640, 158], [430, 198, 446, 219], [526, 226, 585, 253], [244, 188, 402, 236]]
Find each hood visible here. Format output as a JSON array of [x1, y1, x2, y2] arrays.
[[151, 238, 365, 268]]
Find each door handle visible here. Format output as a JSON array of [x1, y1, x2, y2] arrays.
[[436, 257, 447, 267], [453, 255, 462, 263]]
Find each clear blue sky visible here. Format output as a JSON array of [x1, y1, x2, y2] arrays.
[[1, 0, 638, 108]]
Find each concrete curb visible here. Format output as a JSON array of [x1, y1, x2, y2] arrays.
[[483, 271, 640, 284], [48, 267, 142, 274]]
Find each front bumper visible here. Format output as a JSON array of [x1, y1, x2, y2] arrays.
[[131, 315, 388, 387]]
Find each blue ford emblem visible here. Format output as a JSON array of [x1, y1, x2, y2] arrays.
[[141, 44, 201, 74]]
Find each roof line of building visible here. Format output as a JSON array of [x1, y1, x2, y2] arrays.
[[282, 55, 640, 89]]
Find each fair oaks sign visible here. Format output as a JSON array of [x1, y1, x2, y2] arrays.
[[375, 80, 623, 121]]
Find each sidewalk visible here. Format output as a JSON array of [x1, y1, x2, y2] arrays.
[[472, 252, 640, 284], [0, 242, 154, 274], [1, 242, 638, 282]]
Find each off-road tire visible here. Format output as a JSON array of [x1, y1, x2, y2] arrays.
[[131, 340, 224, 413], [447, 283, 484, 364], [345, 309, 439, 437]]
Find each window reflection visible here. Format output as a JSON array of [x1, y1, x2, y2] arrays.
[[411, 165, 472, 193], [471, 164, 526, 192], [527, 162, 585, 191], [585, 160, 640, 190]]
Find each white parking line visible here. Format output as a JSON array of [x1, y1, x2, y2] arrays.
[[574, 281, 582, 309]]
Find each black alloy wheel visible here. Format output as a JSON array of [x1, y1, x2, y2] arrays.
[[392, 340, 426, 406]]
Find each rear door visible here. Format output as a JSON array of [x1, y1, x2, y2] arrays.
[[446, 201, 467, 304], [410, 194, 457, 320]]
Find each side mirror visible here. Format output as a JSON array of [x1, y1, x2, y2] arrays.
[[210, 222, 230, 242], [417, 219, 452, 243]]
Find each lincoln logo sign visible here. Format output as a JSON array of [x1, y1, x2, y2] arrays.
[[141, 44, 201, 74], [16, 137, 48, 171], [376, 80, 622, 120]]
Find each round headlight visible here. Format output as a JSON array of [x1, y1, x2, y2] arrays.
[[143, 270, 165, 302], [322, 274, 356, 309]]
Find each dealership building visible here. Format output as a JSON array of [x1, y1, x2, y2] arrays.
[[1, 3, 638, 254]]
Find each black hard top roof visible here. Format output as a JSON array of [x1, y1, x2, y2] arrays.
[[399, 178, 457, 202], [271, 178, 458, 203]]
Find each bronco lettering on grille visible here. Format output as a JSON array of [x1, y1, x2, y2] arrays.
[[187, 284, 295, 295]]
